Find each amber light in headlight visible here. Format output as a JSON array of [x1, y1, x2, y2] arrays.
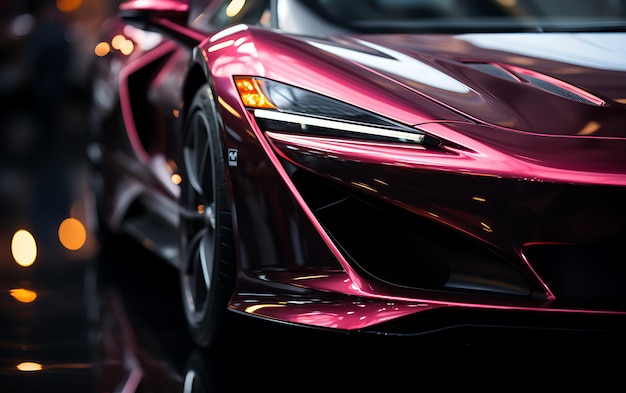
[[235, 77, 275, 109]]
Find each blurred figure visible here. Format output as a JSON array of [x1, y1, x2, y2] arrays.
[[26, 0, 72, 157]]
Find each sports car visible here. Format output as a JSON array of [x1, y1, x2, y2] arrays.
[[88, 0, 626, 348]]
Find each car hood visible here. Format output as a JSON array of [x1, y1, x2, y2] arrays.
[[314, 33, 626, 138]]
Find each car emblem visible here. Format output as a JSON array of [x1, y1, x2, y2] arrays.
[[228, 148, 238, 167]]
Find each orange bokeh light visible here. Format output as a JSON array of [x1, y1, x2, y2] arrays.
[[58, 218, 87, 251], [10, 288, 38, 303], [56, 0, 82, 13]]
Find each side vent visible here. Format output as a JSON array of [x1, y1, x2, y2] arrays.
[[467, 62, 605, 106]]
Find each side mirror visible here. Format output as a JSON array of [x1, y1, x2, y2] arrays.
[[118, 0, 205, 46]]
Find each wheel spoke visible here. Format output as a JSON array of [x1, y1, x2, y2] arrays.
[[182, 227, 205, 273], [183, 227, 209, 314], [199, 235, 214, 290], [184, 116, 214, 208]]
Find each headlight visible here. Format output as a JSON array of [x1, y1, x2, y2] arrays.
[[234, 76, 440, 146]]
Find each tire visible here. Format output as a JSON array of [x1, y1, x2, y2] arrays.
[[179, 83, 235, 348]]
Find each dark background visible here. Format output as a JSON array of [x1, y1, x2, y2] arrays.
[[1, 1, 625, 392]]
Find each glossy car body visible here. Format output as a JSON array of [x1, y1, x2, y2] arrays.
[[89, 0, 626, 347]]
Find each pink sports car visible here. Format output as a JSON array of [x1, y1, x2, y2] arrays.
[[89, 0, 626, 348]]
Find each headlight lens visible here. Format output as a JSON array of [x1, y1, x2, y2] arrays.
[[234, 76, 439, 146]]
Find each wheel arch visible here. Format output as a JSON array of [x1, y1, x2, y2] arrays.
[[182, 47, 212, 122]]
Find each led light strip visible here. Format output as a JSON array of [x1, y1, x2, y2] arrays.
[[254, 109, 425, 144]]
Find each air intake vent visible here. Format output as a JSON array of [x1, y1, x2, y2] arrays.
[[466, 63, 519, 82], [467, 62, 605, 106]]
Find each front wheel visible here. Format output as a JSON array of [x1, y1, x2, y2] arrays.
[[179, 83, 235, 348]]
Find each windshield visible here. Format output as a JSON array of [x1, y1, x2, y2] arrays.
[[290, 0, 626, 34]]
